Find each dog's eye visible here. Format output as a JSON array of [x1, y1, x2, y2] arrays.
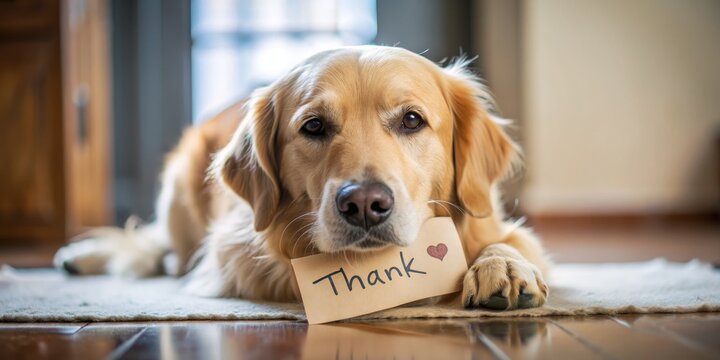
[[301, 118, 326, 137], [400, 111, 425, 133]]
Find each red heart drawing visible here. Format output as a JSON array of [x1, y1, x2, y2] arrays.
[[427, 243, 448, 261]]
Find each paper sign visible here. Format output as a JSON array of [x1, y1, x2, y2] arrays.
[[291, 217, 469, 324]]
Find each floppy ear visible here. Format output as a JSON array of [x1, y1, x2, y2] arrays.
[[443, 62, 518, 217], [213, 86, 281, 231]]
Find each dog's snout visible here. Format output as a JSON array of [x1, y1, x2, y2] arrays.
[[335, 182, 394, 229]]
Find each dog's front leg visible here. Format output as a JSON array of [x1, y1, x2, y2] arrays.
[[462, 227, 549, 310]]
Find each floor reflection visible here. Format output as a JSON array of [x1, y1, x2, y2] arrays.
[[302, 322, 481, 359], [137, 319, 554, 359], [121, 322, 308, 359], [3, 315, 717, 359], [302, 319, 552, 359], [468, 319, 549, 347]]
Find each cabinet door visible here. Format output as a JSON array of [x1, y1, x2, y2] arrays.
[[0, 39, 66, 244], [62, 0, 113, 235]]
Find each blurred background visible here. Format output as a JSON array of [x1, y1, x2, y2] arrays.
[[1, 0, 718, 265]]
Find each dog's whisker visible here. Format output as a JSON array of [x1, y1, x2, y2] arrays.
[[342, 249, 352, 269], [292, 224, 317, 257], [291, 221, 315, 245], [280, 212, 316, 252], [427, 199, 467, 215], [288, 222, 316, 250], [277, 193, 316, 247], [303, 236, 314, 255], [427, 200, 452, 216], [301, 233, 319, 257]]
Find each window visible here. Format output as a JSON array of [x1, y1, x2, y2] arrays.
[[191, 0, 377, 122]]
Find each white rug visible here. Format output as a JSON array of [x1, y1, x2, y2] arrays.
[[1, 259, 718, 322]]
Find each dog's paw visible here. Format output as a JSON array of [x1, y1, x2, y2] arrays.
[[462, 255, 548, 310], [53, 239, 113, 275]]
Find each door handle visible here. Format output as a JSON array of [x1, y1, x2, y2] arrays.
[[73, 85, 89, 145]]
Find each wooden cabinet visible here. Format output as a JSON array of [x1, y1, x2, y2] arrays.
[[0, 0, 111, 246], [0, 1, 65, 245]]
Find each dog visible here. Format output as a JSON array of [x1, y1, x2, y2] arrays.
[[55, 46, 549, 310]]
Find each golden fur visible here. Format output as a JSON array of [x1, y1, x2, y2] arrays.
[[55, 46, 549, 310]]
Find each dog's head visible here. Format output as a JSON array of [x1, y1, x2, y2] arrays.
[[215, 46, 517, 257]]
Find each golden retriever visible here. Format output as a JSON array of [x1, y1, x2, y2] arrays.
[[55, 46, 549, 310]]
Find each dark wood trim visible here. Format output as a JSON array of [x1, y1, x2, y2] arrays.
[[526, 211, 719, 227]]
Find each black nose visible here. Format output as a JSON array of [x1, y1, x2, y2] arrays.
[[335, 182, 394, 229]]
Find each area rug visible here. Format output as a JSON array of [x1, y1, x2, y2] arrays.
[[1, 259, 718, 322]]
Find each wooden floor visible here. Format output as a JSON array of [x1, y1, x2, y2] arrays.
[[1, 315, 719, 359], [1, 218, 718, 359]]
